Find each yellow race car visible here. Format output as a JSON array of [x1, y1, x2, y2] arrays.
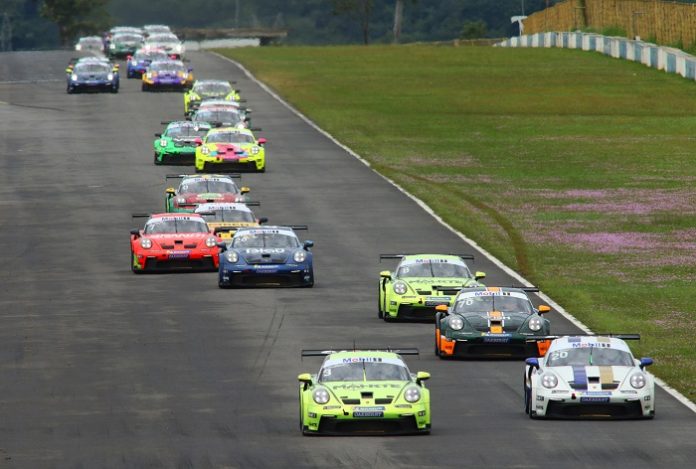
[[194, 202, 267, 239], [184, 80, 241, 116], [195, 126, 266, 173]]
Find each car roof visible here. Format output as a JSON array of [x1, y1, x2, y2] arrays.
[[234, 226, 297, 235], [150, 59, 184, 66], [195, 202, 252, 212], [148, 213, 205, 220], [195, 79, 231, 86], [207, 127, 252, 135], [181, 174, 235, 181], [549, 336, 633, 353], [167, 121, 210, 128]]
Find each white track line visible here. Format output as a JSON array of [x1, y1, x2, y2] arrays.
[[211, 51, 696, 414]]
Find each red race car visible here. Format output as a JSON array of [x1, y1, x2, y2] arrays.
[[130, 213, 221, 273]]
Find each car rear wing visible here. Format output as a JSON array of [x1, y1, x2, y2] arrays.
[[379, 254, 474, 262], [301, 348, 419, 357], [276, 225, 308, 231], [166, 173, 241, 179], [131, 213, 151, 218], [525, 334, 640, 343]]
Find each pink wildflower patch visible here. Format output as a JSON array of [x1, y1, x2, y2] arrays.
[[543, 231, 660, 254]]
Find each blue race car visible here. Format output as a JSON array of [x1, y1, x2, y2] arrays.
[[218, 226, 314, 288], [126, 48, 169, 78], [66, 58, 119, 94]]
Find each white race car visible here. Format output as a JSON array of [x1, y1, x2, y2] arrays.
[[524, 335, 655, 419]]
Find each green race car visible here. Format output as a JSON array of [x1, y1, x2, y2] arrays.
[[154, 121, 212, 165], [378, 254, 485, 321], [298, 349, 431, 435]]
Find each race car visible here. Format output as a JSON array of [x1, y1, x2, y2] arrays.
[[143, 33, 184, 59], [524, 335, 655, 419], [298, 348, 431, 435], [378, 254, 485, 321], [194, 202, 267, 239], [154, 121, 212, 165], [217, 226, 313, 288], [165, 174, 249, 213], [195, 127, 266, 173], [126, 48, 169, 78], [191, 107, 245, 128], [195, 99, 252, 126], [184, 80, 241, 116], [435, 286, 551, 358], [74, 36, 104, 52], [107, 32, 144, 58], [66, 59, 119, 94], [142, 60, 193, 91], [129, 213, 220, 273]]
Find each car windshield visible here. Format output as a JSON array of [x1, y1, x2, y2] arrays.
[[144, 218, 208, 234], [397, 261, 471, 278], [149, 35, 178, 44], [195, 82, 232, 95], [232, 232, 299, 248], [135, 50, 168, 61], [113, 34, 142, 42], [152, 62, 184, 72], [320, 363, 411, 382], [206, 132, 254, 144], [201, 210, 255, 223], [179, 179, 238, 194], [454, 295, 533, 314], [166, 125, 209, 138], [193, 110, 241, 124], [75, 63, 110, 73], [546, 347, 635, 367]]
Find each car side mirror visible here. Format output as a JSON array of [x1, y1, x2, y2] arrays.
[[188, 68, 193, 73], [537, 305, 551, 314], [240, 187, 250, 194], [474, 271, 486, 280], [416, 371, 430, 385], [216, 242, 227, 252], [379, 270, 391, 280], [154, 133, 162, 137], [257, 137, 267, 145], [65, 67, 72, 73], [165, 187, 176, 195], [525, 357, 540, 368], [435, 304, 448, 313], [258, 217, 268, 224], [640, 357, 653, 369], [303, 240, 314, 250], [298, 372, 312, 390], [130, 229, 140, 237], [193, 137, 203, 146]]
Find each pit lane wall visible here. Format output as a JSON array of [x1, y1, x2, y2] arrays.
[[495, 33, 696, 81]]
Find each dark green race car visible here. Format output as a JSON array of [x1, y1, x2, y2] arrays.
[[154, 121, 211, 165]]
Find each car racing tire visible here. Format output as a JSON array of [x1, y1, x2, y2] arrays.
[[130, 251, 142, 274], [154, 153, 162, 165], [142, 83, 149, 92], [111, 87, 118, 94], [524, 379, 531, 415]]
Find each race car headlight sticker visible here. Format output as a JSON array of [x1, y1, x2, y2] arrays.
[[630, 372, 646, 389], [528, 317, 543, 332], [109, 43, 115, 49], [293, 251, 306, 263], [404, 387, 421, 403], [313, 388, 330, 404], [393, 281, 407, 295], [140, 238, 152, 249], [541, 373, 558, 389], [251, 146, 260, 154], [176, 197, 187, 205], [107, 73, 114, 81], [146, 72, 153, 79], [201, 146, 210, 155], [76, 44, 82, 50], [205, 237, 217, 248], [449, 316, 464, 331], [159, 139, 168, 147], [226, 251, 239, 263], [71, 73, 78, 81]]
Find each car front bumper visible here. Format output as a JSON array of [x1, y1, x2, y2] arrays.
[[302, 404, 430, 435], [532, 388, 654, 419], [196, 153, 264, 172], [438, 333, 547, 358], [133, 249, 218, 272], [219, 263, 312, 287]]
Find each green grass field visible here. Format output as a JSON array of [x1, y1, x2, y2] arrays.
[[217, 45, 696, 399]]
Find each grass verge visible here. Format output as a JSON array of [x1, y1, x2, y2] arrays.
[[216, 44, 696, 400]]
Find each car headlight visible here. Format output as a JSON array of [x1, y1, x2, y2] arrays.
[[541, 373, 558, 389], [140, 238, 152, 249], [107, 73, 114, 81], [293, 251, 306, 263], [251, 146, 260, 154], [109, 43, 115, 49], [201, 146, 210, 155], [449, 316, 464, 331], [528, 316, 543, 332], [404, 387, 421, 403], [71, 73, 78, 81], [159, 139, 168, 147], [75, 44, 82, 50], [312, 388, 330, 404], [393, 281, 407, 295], [205, 237, 217, 248], [176, 197, 186, 205], [630, 372, 646, 389], [146, 72, 152, 79], [226, 251, 239, 263]]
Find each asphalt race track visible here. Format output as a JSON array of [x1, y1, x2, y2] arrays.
[[1, 50, 696, 468]]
